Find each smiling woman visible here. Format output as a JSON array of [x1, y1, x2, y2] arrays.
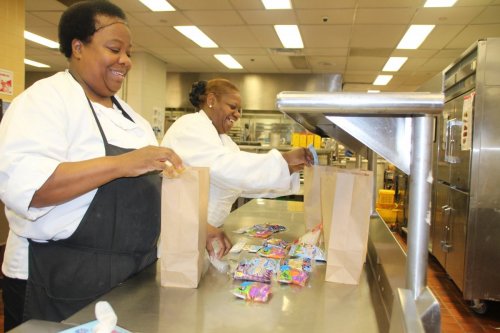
[[0, 0, 183, 330], [161, 78, 314, 259]]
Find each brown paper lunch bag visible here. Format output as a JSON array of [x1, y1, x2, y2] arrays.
[[160, 167, 209, 288]]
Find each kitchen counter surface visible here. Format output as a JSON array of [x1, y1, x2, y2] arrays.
[[11, 199, 379, 332]]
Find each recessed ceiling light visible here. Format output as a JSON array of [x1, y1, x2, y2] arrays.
[[274, 25, 303, 49], [24, 31, 59, 49], [373, 75, 393, 86], [424, 0, 457, 7], [138, 0, 175, 12], [24, 59, 50, 68], [397, 25, 435, 49], [174, 26, 218, 48], [261, 0, 292, 9], [214, 54, 243, 69], [367, 90, 380, 93], [382, 57, 408, 72]]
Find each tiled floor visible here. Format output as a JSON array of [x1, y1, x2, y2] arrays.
[[394, 232, 500, 333]]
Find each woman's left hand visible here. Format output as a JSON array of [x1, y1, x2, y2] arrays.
[[282, 147, 314, 173], [206, 224, 232, 258]]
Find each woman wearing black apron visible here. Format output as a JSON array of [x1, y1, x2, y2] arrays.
[[0, 1, 183, 330]]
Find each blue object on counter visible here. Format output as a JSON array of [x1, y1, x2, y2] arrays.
[[308, 144, 319, 165]]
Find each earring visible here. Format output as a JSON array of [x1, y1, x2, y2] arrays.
[[209, 105, 213, 108]]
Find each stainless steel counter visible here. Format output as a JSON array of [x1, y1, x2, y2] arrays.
[[59, 199, 379, 333]]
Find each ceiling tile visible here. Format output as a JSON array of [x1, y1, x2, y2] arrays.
[[355, 8, 415, 24], [350, 25, 406, 48], [296, 9, 355, 25], [183, 10, 245, 25], [300, 25, 352, 48], [412, 7, 485, 25], [239, 10, 297, 24]]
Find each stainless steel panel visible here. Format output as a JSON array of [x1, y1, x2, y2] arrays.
[[447, 188, 468, 292], [431, 182, 450, 268], [464, 208, 500, 300], [449, 93, 472, 191], [326, 116, 412, 174], [276, 92, 444, 174]]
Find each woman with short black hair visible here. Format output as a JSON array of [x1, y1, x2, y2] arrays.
[[0, 1, 183, 329]]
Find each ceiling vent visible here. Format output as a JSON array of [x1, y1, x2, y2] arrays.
[[268, 48, 303, 56], [289, 56, 310, 69], [349, 48, 393, 57]]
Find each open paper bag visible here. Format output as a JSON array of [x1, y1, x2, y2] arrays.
[[160, 167, 209, 288], [304, 166, 373, 285], [303, 165, 329, 231]]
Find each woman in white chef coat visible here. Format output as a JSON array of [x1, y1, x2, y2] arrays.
[[161, 79, 313, 257], [0, 1, 183, 330]]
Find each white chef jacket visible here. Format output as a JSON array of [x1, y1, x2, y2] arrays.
[[161, 110, 299, 228], [0, 70, 158, 279]]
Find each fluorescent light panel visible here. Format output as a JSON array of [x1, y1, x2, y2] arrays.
[[214, 54, 243, 69], [274, 25, 303, 48], [24, 31, 59, 48], [24, 59, 50, 68], [367, 90, 380, 93], [397, 25, 435, 49], [383, 57, 408, 72], [174, 26, 218, 48], [262, 0, 292, 9], [424, 0, 457, 7], [138, 0, 175, 11], [373, 75, 393, 86]]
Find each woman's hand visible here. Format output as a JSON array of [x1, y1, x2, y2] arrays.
[[282, 147, 314, 174], [116, 146, 183, 177], [31, 146, 183, 208], [206, 224, 232, 258]]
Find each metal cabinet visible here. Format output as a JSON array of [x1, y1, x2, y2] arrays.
[[431, 38, 500, 311]]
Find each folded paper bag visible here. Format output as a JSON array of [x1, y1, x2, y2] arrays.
[[160, 167, 209, 288]]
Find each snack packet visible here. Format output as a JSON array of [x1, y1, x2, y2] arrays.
[[233, 258, 279, 283], [288, 244, 326, 261], [232, 281, 272, 302], [278, 265, 309, 287], [281, 257, 312, 272], [257, 245, 288, 259]]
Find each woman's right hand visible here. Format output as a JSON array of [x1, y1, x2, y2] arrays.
[[117, 145, 183, 177]]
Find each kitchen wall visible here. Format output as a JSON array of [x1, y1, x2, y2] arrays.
[[165, 72, 342, 111]]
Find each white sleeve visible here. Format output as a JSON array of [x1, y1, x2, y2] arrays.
[[162, 115, 293, 192], [0, 87, 67, 220]]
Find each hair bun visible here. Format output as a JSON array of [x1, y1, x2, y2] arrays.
[[189, 81, 207, 108]]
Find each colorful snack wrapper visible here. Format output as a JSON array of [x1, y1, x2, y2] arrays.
[[257, 245, 288, 259], [233, 258, 279, 283], [278, 265, 309, 287], [263, 238, 289, 249], [288, 244, 326, 261], [232, 281, 272, 303], [244, 224, 287, 238], [281, 257, 312, 272]]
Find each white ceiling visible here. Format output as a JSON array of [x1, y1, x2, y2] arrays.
[[25, 0, 500, 92]]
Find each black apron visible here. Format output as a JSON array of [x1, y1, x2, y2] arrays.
[[24, 97, 161, 322]]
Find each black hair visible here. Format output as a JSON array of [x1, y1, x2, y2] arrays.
[[188, 79, 239, 109], [189, 81, 207, 108], [58, 0, 127, 58]]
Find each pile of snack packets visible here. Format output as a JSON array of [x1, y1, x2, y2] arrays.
[[230, 223, 324, 303]]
